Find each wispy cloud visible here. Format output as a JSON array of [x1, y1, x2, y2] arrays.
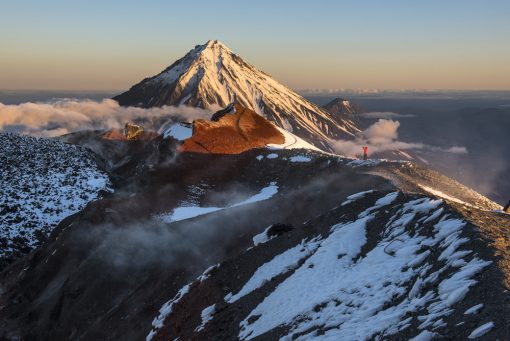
[[358, 111, 414, 119]]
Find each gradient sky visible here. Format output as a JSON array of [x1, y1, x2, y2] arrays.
[[1, 0, 510, 91]]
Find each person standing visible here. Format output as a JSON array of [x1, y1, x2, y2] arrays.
[[362, 146, 368, 160]]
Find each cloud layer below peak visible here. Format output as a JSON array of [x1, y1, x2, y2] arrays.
[[331, 119, 467, 157], [0, 99, 212, 137]]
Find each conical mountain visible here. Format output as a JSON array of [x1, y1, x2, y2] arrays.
[[114, 40, 359, 150], [322, 98, 360, 116]]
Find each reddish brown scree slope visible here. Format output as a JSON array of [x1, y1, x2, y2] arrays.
[[180, 104, 285, 154]]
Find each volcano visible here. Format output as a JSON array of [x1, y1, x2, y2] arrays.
[[113, 40, 359, 151]]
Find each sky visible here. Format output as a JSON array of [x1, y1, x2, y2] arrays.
[[1, 0, 510, 91]]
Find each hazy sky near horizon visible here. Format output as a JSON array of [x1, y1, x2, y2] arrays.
[[1, 0, 510, 91]]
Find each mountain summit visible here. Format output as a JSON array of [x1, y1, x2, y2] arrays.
[[114, 40, 359, 150], [322, 98, 360, 116]]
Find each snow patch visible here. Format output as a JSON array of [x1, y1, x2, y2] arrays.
[[157, 182, 278, 223], [464, 303, 483, 315], [468, 322, 494, 339], [289, 155, 312, 163], [159, 206, 222, 223], [195, 304, 216, 332], [341, 190, 374, 206], [252, 226, 274, 246], [267, 127, 323, 152], [147, 284, 191, 340], [161, 122, 192, 141], [419, 185, 472, 207], [409, 330, 436, 341], [346, 158, 383, 167], [231, 182, 278, 207], [147, 261, 221, 340], [226, 239, 320, 304]]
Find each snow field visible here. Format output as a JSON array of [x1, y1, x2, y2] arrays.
[[237, 194, 492, 340]]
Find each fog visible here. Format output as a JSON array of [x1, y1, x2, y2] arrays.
[[74, 168, 389, 274]]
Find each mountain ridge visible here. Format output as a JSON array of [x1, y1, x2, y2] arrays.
[[1, 143, 508, 340]]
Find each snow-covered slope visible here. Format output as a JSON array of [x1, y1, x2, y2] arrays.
[[0, 133, 111, 266], [159, 122, 192, 141], [147, 190, 501, 340], [113, 40, 359, 151], [267, 126, 323, 152]]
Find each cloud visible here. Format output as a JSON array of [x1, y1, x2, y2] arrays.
[[331, 119, 468, 157], [358, 111, 414, 119], [363, 119, 400, 141], [443, 146, 468, 154], [0, 98, 212, 137]]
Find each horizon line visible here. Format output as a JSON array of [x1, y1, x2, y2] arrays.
[[2, 88, 510, 93]]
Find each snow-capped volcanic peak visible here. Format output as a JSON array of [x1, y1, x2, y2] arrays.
[[114, 40, 359, 151], [157, 40, 232, 83]]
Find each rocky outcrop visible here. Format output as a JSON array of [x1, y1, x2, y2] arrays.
[[102, 123, 159, 141], [180, 104, 285, 154], [124, 123, 144, 140]]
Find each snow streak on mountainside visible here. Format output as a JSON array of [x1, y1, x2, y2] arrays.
[[0, 133, 111, 267], [114, 40, 359, 150]]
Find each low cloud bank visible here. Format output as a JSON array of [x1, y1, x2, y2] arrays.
[[0, 99, 212, 137], [358, 111, 414, 119], [331, 119, 467, 157]]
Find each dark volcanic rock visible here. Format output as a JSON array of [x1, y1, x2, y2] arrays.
[[266, 223, 294, 237], [0, 135, 508, 341]]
